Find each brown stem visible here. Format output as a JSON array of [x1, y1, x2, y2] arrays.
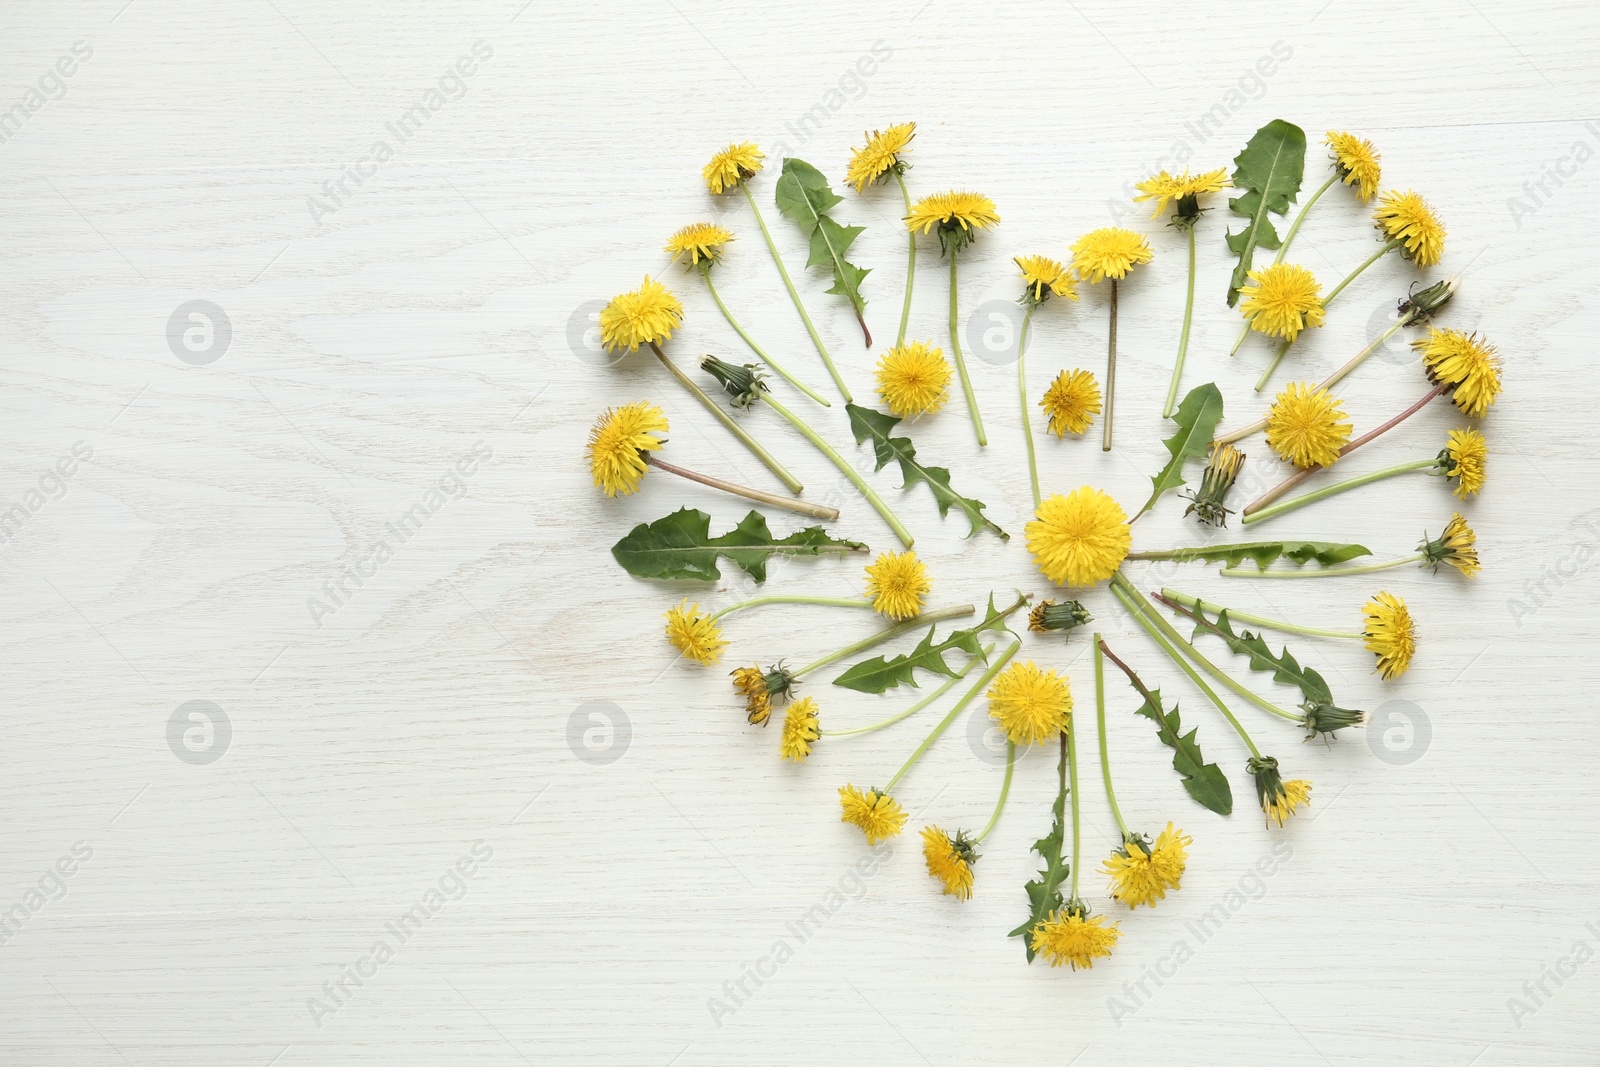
[[1097, 638, 1155, 702], [1242, 382, 1447, 515], [856, 311, 873, 349], [646, 455, 839, 521], [1103, 279, 1119, 452]]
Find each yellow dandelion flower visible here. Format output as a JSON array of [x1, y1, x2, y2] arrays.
[[846, 122, 916, 193], [1421, 513, 1480, 578], [1238, 263, 1326, 341], [703, 142, 764, 195], [1265, 382, 1352, 469], [1326, 131, 1381, 202], [1374, 189, 1446, 267], [664, 599, 726, 667], [1132, 167, 1229, 219], [1362, 592, 1415, 680], [905, 191, 999, 254], [1030, 907, 1120, 970], [1039, 370, 1102, 437], [664, 222, 734, 267], [1417, 329, 1503, 418], [732, 664, 792, 725], [864, 550, 930, 621], [585, 401, 668, 497], [1442, 428, 1488, 497], [1015, 255, 1079, 304], [987, 660, 1072, 747], [780, 697, 820, 762], [920, 826, 976, 900], [1026, 487, 1132, 588], [839, 785, 906, 844], [1263, 779, 1312, 828], [599, 275, 684, 353], [874, 341, 952, 417], [1104, 823, 1191, 909], [1070, 227, 1153, 283]]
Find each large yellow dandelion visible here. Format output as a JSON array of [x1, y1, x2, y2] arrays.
[[664, 600, 726, 666], [1026, 488, 1131, 588], [1362, 592, 1415, 680], [1238, 263, 1326, 341], [1417, 329, 1503, 418], [1070, 228, 1153, 283], [987, 660, 1072, 747], [585, 401, 668, 497], [839, 785, 906, 844], [874, 341, 951, 417], [846, 123, 916, 193], [1374, 189, 1446, 267], [1326, 131, 1381, 201], [1264, 383, 1352, 469], [703, 142, 764, 195], [598, 276, 684, 353]]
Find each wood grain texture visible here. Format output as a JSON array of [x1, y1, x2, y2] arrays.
[[2, 1, 1598, 1063]]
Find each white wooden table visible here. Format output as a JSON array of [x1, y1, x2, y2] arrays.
[[3, 1, 1597, 1063]]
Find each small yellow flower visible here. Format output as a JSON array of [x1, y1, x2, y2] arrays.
[[1238, 263, 1326, 341], [846, 123, 916, 193], [1015, 255, 1078, 304], [1417, 329, 1503, 418], [1039, 370, 1102, 438], [1442, 428, 1488, 497], [864, 550, 930, 620], [1265, 383, 1352, 469], [1421, 513, 1480, 578], [839, 785, 906, 844], [1070, 227, 1153, 284], [664, 222, 734, 267], [1362, 592, 1415, 680], [703, 142, 764, 195], [874, 341, 952, 417], [1104, 823, 1191, 909], [1326, 131, 1381, 202], [905, 190, 1000, 235], [1026, 487, 1132, 588], [1374, 189, 1446, 267], [780, 698, 820, 762], [585, 401, 668, 497], [599, 275, 684, 353], [920, 825, 976, 900], [1132, 167, 1229, 219], [1030, 907, 1120, 970], [1263, 778, 1312, 828], [664, 599, 726, 667], [987, 660, 1072, 747], [732, 664, 792, 725]]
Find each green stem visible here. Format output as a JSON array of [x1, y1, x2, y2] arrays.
[[973, 740, 1017, 843], [1243, 458, 1436, 526], [648, 342, 803, 494], [1092, 633, 1128, 838], [1220, 553, 1424, 580], [759, 391, 915, 548], [702, 271, 831, 407], [893, 170, 915, 348], [1158, 588, 1361, 639], [1018, 305, 1041, 510], [948, 249, 987, 446], [793, 603, 975, 679], [1254, 338, 1293, 393], [1323, 238, 1400, 307], [740, 183, 853, 403], [709, 595, 871, 624], [1110, 575, 1261, 756], [1228, 319, 1251, 358], [1163, 226, 1197, 419], [820, 642, 994, 738], [1273, 172, 1339, 265], [1066, 712, 1082, 901], [1102, 279, 1118, 452], [884, 639, 1020, 792]]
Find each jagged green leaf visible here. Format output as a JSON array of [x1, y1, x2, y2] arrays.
[[832, 594, 1018, 693], [1008, 737, 1070, 961], [1130, 687, 1233, 817], [1225, 120, 1306, 306], [1136, 383, 1224, 518], [610, 508, 865, 583], [1192, 609, 1333, 706], [845, 403, 1008, 541], [1147, 540, 1371, 571], [775, 159, 871, 328]]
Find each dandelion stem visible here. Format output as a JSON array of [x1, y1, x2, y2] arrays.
[[758, 391, 916, 548], [1228, 320, 1251, 358], [1103, 278, 1119, 452], [1220, 553, 1424, 579], [973, 739, 1017, 844], [893, 170, 916, 348], [792, 603, 975, 680], [1324, 238, 1401, 306], [1110, 575, 1261, 757], [702, 270, 831, 407], [948, 249, 987, 446], [1255, 339, 1293, 393], [1066, 717, 1082, 900], [820, 643, 993, 738], [648, 342, 803, 493], [884, 639, 1020, 792], [1274, 172, 1339, 265], [1092, 634, 1128, 838], [709, 595, 872, 624], [1163, 226, 1197, 419], [740, 183, 853, 403], [1018, 305, 1042, 510], [1242, 457, 1437, 526], [1157, 588, 1362, 639], [646, 456, 839, 520]]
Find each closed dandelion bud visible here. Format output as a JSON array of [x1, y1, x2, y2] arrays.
[[1299, 701, 1368, 740], [1185, 443, 1246, 526], [700, 355, 767, 408], [1028, 599, 1092, 637], [1399, 276, 1456, 323], [1248, 755, 1312, 828], [1419, 513, 1480, 578]]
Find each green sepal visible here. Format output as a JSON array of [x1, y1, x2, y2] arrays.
[[845, 403, 1007, 540], [610, 508, 865, 583], [1136, 382, 1224, 518], [1224, 120, 1307, 306]]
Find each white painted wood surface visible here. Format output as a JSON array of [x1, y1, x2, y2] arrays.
[[2, 1, 1598, 1063]]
